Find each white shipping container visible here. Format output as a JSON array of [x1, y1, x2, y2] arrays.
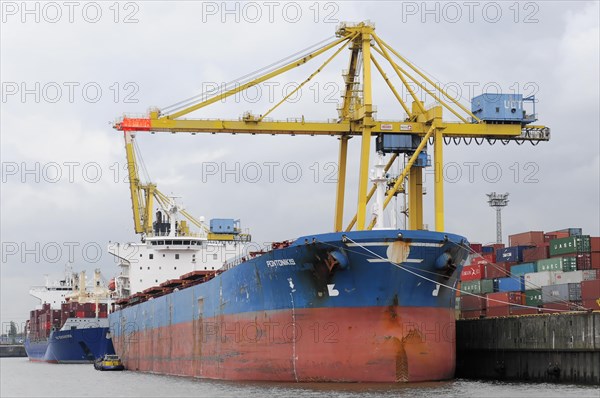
[[582, 270, 599, 280], [555, 271, 584, 284], [524, 271, 562, 290]]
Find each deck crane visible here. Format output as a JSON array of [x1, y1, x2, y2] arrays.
[[124, 131, 248, 241], [115, 22, 549, 235]]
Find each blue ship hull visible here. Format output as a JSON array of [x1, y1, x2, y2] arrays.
[[110, 229, 469, 381], [25, 327, 115, 363]]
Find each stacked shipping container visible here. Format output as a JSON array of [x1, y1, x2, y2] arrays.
[[458, 229, 600, 319], [27, 302, 109, 341]]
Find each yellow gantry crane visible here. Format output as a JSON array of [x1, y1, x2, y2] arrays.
[[115, 22, 549, 235]]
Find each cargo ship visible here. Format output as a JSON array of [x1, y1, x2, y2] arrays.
[[108, 153, 470, 382], [25, 268, 116, 363], [108, 22, 549, 382], [110, 227, 469, 382]]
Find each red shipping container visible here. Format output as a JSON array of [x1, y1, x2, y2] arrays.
[[541, 302, 581, 313], [460, 295, 487, 310], [460, 264, 485, 281], [487, 292, 524, 308], [546, 231, 570, 239], [582, 299, 600, 310], [486, 306, 511, 317], [573, 253, 592, 270], [544, 234, 558, 242], [461, 310, 486, 319], [522, 245, 550, 262], [509, 231, 545, 247], [581, 279, 600, 300], [470, 243, 483, 253], [486, 243, 505, 251], [591, 237, 600, 252], [592, 252, 600, 269], [509, 305, 539, 315], [470, 253, 495, 266], [485, 262, 512, 279]]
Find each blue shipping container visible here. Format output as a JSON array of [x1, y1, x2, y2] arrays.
[[375, 134, 419, 153], [496, 246, 532, 263], [497, 276, 525, 292], [210, 218, 236, 234], [510, 262, 537, 277], [481, 246, 494, 254], [471, 93, 524, 122]]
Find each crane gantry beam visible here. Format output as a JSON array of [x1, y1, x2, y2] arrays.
[[115, 21, 549, 237]]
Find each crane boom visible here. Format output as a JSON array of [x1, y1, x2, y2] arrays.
[[114, 21, 550, 234]]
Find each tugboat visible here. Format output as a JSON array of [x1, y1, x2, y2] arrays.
[[94, 354, 124, 371]]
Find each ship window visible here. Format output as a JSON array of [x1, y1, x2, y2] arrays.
[[192, 254, 196, 258], [140, 267, 142, 270], [155, 280, 158, 283], [213, 254, 218, 260], [163, 254, 165, 257], [184, 240, 190, 245], [149, 254, 154, 260], [174, 240, 182, 245], [165, 240, 172, 245], [159, 266, 161, 270], [175, 254, 180, 260], [495, 107, 499, 112], [174, 267, 177, 270], [211, 267, 214, 270], [147, 267, 150, 270], [140, 254, 143, 257]]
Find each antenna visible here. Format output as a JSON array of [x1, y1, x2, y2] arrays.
[[487, 192, 509, 244]]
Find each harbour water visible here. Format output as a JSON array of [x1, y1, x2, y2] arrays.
[[1, 358, 598, 398]]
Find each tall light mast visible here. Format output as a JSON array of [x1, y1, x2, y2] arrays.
[[487, 192, 509, 244]]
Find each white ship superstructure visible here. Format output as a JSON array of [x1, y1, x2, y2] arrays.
[[29, 268, 77, 310], [108, 198, 250, 297], [29, 267, 113, 310]]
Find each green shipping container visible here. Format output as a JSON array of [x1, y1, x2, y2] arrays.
[[461, 279, 494, 294], [537, 258, 563, 272], [549, 235, 591, 256], [525, 289, 543, 306], [481, 279, 495, 294], [562, 256, 577, 272]]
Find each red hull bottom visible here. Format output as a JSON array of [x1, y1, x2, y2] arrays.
[[113, 306, 456, 382]]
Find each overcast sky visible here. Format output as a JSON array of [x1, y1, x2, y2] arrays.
[[1, 1, 599, 328]]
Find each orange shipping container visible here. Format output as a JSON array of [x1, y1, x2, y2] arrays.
[[581, 279, 600, 300], [486, 306, 511, 317], [541, 302, 580, 313], [591, 237, 600, 252], [460, 310, 486, 319], [593, 252, 600, 269], [509, 231, 545, 247], [582, 299, 600, 310], [487, 292, 524, 308], [485, 262, 512, 279], [546, 230, 570, 239]]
